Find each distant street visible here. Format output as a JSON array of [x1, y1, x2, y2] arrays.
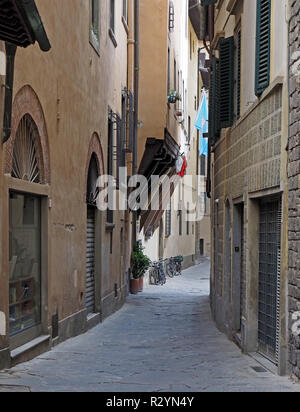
[[0, 261, 298, 392]]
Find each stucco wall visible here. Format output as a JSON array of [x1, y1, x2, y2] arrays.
[[0, 0, 132, 363]]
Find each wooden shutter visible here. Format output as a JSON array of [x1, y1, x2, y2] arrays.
[[236, 28, 241, 120], [255, 0, 271, 96], [219, 36, 234, 129], [201, 0, 217, 5]]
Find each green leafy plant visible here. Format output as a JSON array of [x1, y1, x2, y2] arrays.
[[131, 243, 152, 279], [168, 90, 182, 103]]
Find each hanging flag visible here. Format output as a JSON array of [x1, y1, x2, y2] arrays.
[[195, 92, 209, 157]]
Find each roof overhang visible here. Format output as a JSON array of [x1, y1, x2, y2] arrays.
[[138, 129, 180, 180], [0, 0, 51, 51], [189, 0, 206, 40], [138, 130, 180, 233]]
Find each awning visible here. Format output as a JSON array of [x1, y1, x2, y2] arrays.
[[189, 0, 206, 40], [138, 129, 180, 233], [0, 0, 51, 51], [138, 129, 180, 179]]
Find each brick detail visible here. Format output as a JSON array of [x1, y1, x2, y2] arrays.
[[84, 133, 105, 202], [212, 84, 283, 335]]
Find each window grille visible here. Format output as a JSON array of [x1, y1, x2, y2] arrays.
[[12, 114, 41, 183]]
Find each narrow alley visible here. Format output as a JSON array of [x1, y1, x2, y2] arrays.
[[0, 261, 298, 393]]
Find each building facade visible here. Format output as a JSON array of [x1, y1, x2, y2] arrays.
[[137, 0, 211, 269], [208, 0, 289, 375], [0, 0, 136, 369]]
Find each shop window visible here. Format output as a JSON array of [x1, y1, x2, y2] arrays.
[[9, 193, 41, 336]]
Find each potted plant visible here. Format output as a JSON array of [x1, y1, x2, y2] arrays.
[[130, 243, 151, 294], [168, 90, 182, 104]]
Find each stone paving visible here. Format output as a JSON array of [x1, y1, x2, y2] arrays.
[[0, 260, 299, 392]]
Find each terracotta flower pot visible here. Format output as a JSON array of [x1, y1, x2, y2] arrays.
[[138, 277, 144, 292], [130, 278, 140, 295]]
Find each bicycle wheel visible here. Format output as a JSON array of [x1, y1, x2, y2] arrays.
[[154, 268, 161, 285], [166, 262, 175, 278], [149, 269, 155, 285], [175, 262, 182, 276]]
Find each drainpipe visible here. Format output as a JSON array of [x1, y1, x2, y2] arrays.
[[2, 42, 17, 144], [132, 0, 139, 248]]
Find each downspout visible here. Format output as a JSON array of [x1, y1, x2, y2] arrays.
[[2, 42, 17, 144], [132, 0, 139, 248]]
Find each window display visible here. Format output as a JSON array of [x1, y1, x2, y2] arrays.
[[9, 193, 41, 336]]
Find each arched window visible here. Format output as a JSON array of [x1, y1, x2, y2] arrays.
[[87, 153, 99, 206], [12, 114, 41, 183]]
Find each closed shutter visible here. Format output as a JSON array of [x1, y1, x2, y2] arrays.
[[235, 28, 241, 120], [201, 0, 217, 5], [255, 0, 271, 96], [219, 36, 234, 128], [258, 199, 281, 364], [86, 208, 95, 313], [275, 201, 282, 365]]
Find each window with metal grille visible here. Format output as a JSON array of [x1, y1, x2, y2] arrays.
[[255, 0, 271, 96], [12, 114, 41, 183], [107, 112, 114, 224], [169, 1, 175, 31]]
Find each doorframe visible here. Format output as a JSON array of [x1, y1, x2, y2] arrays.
[[5, 176, 49, 350], [232, 202, 244, 335], [246, 191, 287, 375]]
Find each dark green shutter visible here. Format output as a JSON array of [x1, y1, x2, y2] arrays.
[[236, 29, 241, 119], [219, 36, 234, 129], [208, 56, 220, 145], [255, 0, 271, 96], [201, 0, 217, 5]]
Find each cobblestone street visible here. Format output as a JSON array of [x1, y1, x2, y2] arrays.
[[0, 261, 299, 392]]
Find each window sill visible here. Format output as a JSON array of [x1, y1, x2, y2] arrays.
[[122, 16, 129, 35], [108, 28, 118, 48]]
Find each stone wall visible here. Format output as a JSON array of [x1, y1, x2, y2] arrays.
[[288, 0, 300, 379], [212, 83, 283, 339]]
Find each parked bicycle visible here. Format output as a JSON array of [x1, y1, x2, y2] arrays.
[[166, 256, 183, 277], [149, 259, 167, 286]]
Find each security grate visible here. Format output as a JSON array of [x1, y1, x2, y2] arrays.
[[258, 200, 281, 364], [86, 208, 96, 313]]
